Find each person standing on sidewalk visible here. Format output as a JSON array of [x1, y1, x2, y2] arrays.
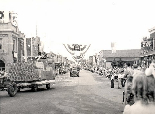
[[118, 69, 124, 89], [111, 70, 115, 88]]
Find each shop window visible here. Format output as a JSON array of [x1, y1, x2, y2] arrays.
[[0, 44, 2, 49], [13, 39, 16, 51], [0, 38, 2, 49], [0, 60, 5, 71]]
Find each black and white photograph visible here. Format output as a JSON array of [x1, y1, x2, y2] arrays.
[[0, 0, 155, 114]]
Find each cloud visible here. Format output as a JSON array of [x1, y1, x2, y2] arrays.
[[1, 0, 155, 59]]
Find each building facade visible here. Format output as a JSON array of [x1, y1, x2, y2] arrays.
[[99, 49, 141, 68], [26, 37, 40, 59], [140, 26, 155, 68], [0, 11, 24, 70]]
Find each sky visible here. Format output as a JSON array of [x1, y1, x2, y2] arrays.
[[1, 0, 155, 60]]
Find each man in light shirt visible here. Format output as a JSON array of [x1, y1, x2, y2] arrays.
[[118, 69, 124, 89]]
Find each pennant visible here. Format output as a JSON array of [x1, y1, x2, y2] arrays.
[[63, 44, 75, 55], [64, 44, 91, 62]]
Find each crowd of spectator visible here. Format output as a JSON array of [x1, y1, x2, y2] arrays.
[[84, 62, 155, 114]]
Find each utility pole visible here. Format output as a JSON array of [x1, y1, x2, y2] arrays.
[[31, 37, 33, 60], [36, 24, 37, 37], [24, 38, 27, 62], [31, 32, 33, 60]]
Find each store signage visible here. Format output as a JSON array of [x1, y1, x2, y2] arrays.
[[141, 41, 152, 48], [141, 38, 153, 54]]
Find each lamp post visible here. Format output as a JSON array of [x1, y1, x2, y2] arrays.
[[153, 38, 155, 50], [102, 57, 106, 68], [24, 38, 27, 62], [31, 37, 33, 60]]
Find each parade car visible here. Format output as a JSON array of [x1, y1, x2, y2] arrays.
[[70, 66, 80, 77]]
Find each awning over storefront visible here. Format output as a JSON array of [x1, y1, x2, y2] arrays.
[[140, 51, 155, 57], [105, 57, 140, 62], [121, 58, 140, 61]]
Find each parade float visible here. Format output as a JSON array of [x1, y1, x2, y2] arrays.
[[0, 56, 56, 97], [0, 11, 56, 97]]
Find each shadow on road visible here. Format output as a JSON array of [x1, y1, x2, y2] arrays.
[[0, 87, 56, 99], [18, 87, 56, 93]]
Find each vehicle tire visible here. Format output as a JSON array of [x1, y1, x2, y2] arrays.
[[8, 82, 18, 97], [17, 87, 21, 92], [46, 83, 50, 89], [31, 85, 38, 92]]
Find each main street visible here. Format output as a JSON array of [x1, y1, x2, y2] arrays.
[[0, 70, 124, 114]]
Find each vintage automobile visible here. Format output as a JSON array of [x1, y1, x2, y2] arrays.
[[70, 66, 80, 77]]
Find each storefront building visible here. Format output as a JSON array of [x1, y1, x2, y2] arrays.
[[0, 11, 24, 70], [99, 49, 141, 68], [140, 26, 155, 68]]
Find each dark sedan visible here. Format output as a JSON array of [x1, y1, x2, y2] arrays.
[[70, 67, 80, 77]]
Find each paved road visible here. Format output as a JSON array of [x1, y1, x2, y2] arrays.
[[0, 70, 124, 114]]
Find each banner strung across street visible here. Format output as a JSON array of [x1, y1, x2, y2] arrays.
[[63, 44, 91, 62]]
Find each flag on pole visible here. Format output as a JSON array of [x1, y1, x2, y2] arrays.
[[111, 42, 116, 53]]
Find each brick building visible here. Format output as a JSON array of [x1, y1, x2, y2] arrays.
[[0, 11, 24, 70], [99, 49, 141, 68]]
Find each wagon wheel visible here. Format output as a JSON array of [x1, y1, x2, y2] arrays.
[[46, 83, 50, 89], [31, 85, 38, 92], [17, 87, 21, 92], [77, 73, 79, 77], [7, 82, 18, 97]]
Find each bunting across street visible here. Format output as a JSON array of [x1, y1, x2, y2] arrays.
[[63, 44, 91, 63], [72, 54, 85, 62]]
